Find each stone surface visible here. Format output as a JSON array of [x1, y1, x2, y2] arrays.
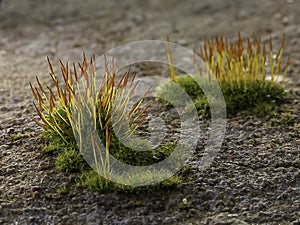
[[0, 0, 300, 224]]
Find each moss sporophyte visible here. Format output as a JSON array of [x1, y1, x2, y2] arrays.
[[30, 34, 290, 192], [30, 55, 180, 192], [156, 34, 289, 117]]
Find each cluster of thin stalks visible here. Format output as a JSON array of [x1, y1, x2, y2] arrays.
[[30, 55, 147, 182], [201, 33, 289, 88], [169, 33, 289, 89], [164, 33, 290, 117]]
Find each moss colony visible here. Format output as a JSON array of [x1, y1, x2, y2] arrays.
[[30, 34, 290, 192], [156, 34, 289, 118]]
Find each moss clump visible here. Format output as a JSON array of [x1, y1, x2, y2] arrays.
[[55, 149, 87, 172], [31, 55, 185, 193], [77, 169, 181, 193], [158, 34, 289, 118], [157, 74, 287, 118], [221, 79, 286, 116]]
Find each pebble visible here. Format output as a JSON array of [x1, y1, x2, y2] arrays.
[[162, 217, 177, 224], [282, 16, 289, 25], [6, 128, 14, 134], [0, 144, 11, 150]]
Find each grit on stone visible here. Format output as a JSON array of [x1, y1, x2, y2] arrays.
[[0, 0, 299, 224]]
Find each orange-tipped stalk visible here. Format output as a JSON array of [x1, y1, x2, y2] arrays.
[[30, 55, 148, 183], [195, 33, 288, 90]]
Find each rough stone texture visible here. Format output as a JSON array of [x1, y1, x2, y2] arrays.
[[0, 0, 299, 224]]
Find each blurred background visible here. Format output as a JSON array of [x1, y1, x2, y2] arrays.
[[0, 0, 299, 103]]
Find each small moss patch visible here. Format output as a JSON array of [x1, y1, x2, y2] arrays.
[[10, 133, 30, 141], [158, 34, 290, 118], [30, 55, 186, 193]]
